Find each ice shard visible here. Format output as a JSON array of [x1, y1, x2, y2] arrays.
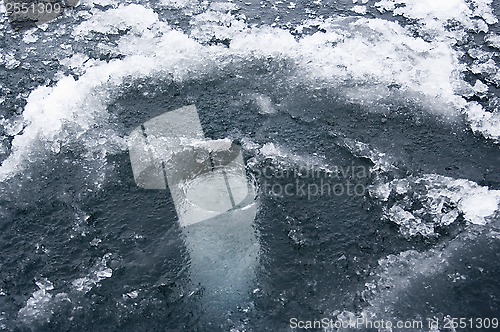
[[128, 105, 259, 314]]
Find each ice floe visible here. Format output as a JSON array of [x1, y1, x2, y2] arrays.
[[371, 174, 500, 237], [71, 253, 113, 293], [18, 278, 70, 325]]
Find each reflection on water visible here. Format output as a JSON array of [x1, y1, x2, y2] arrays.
[[128, 105, 259, 320]]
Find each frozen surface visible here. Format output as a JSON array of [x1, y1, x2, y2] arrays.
[[372, 174, 500, 237], [18, 279, 70, 325], [2, 0, 500, 181], [0, 0, 499, 330]]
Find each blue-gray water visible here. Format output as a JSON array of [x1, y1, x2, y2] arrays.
[[0, 1, 499, 331]]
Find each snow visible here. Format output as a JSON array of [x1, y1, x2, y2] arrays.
[[160, 0, 196, 9], [73, 4, 159, 36], [372, 0, 500, 142], [352, 5, 367, 15], [460, 191, 499, 225], [22, 31, 39, 44], [486, 34, 500, 49], [376, 0, 472, 23], [1, 0, 499, 183], [260, 142, 288, 158], [473, 80, 489, 94], [375, 0, 497, 35], [466, 102, 500, 143]]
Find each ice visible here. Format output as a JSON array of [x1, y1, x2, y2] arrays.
[[4, 53, 20, 70], [448, 272, 466, 282], [251, 93, 277, 115], [486, 34, 500, 50], [340, 139, 396, 173], [18, 289, 53, 322], [376, 0, 471, 23], [96, 267, 112, 278], [371, 182, 391, 201], [360, 248, 453, 321], [190, 5, 247, 43], [489, 230, 500, 240], [473, 79, 489, 95], [18, 279, 70, 325], [375, 0, 497, 35], [22, 31, 39, 44], [352, 5, 367, 15], [466, 102, 500, 143], [71, 254, 113, 293], [35, 279, 54, 292], [1, 116, 25, 136], [214, 2, 239, 10], [1, 0, 499, 183], [470, 58, 498, 76], [471, 0, 498, 25], [128, 106, 259, 316], [460, 191, 499, 225], [260, 142, 286, 158], [59, 53, 90, 70], [385, 205, 436, 237], [359, 214, 499, 325], [2, 15, 458, 180], [123, 290, 138, 299], [84, 0, 113, 6], [257, 142, 328, 170], [371, 0, 500, 142], [74, 4, 159, 36], [371, 174, 500, 237], [71, 277, 93, 293], [295, 18, 467, 115], [335, 311, 358, 328], [470, 58, 500, 88]]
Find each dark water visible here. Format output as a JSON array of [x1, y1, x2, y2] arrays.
[[1, 1, 500, 331]]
